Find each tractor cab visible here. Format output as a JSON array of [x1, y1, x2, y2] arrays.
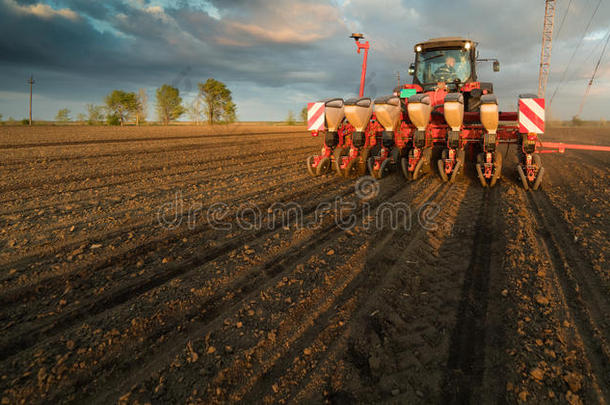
[[408, 37, 499, 112], [409, 37, 478, 91]]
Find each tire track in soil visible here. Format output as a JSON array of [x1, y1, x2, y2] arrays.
[[83, 176, 435, 405], [526, 190, 610, 400], [237, 180, 460, 404], [0, 176, 356, 362], [274, 180, 477, 404], [441, 186, 501, 404], [0, 162, 336, 277], [0, 173, 343, 295]]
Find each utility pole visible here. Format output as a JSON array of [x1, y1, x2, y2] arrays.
[[538, 0, 556, 98], [28, 75, 35, 126], [396, 71, 401, 87]]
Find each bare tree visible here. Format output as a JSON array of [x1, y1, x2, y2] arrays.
[[136, 88, 148, 126], [86, 104, 104, 125], [186, 96, 205, 125]]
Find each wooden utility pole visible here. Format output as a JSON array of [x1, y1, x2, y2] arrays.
[[396, 71, 401, 87], [28, 75, 35, 126]]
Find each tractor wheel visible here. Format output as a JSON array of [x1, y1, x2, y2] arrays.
[[532, 154, 543, 190], [533, 167, 545, 190], [475, 153, 487, 187], [412, 148, 430, 180], [412, 158, 425, 180], [333, 148, 347, 177], [437, 159, 448, 182], [379, 158, 392, 179], [400, 157, 413, 181], [359, 148, 371, 176], [367, 157, 376, 178], [345, 157, 360, 178], [306, 156, 317, 177], [438, 149, 449, 182], [516, 165, 529, 191], [316, 157, 331, 176], [449, 150, 465, 183], [490, 151, 503, 187]]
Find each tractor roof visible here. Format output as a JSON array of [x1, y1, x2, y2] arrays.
[[414, 37, 476, 52]]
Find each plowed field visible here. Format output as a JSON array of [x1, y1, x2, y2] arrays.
[[1, 125, 608, 404]]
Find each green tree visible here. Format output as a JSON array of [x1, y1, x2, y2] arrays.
[[55, 108, 71, 123], [86, 104, 105, 125], [300, 107, 308, 123], [105, 90, 138, 126], [198, 78, 236, 124], [0, 113, 3, 122], [286, 110, 296, 125], [571, 115, 583, 127], [223, 100, 237, 124], [156, 84, 184, 125]]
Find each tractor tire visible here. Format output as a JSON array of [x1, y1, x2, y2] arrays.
[[367, 157, 377, 179], [532, 154, 543, 190], [359, 148, 371, 176], [490, 151, 502, 187], [379, 158, 392, 179], [345, 157, 360, 178], [306, 156, 317, 177], [476, 163, 487, 187], [412, 157, 425, 180], [516, 164, 529, 191], [533, 167, 545, 190], [400, 157, 413, 181], [449, 150, 465, 183], [449, 160, 462, 183], [316, 157, 331, 176], [438, 149, 449, 182], [438, 159, 448, 182], [333, 148, 347, 177]]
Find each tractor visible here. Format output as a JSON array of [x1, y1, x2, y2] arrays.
[[306, 36, 565, 189]]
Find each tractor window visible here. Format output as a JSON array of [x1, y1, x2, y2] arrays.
[[415, 49, 471, 84]]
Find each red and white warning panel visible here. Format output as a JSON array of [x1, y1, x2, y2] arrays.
[[519, 98, 545, 134], [307, 102, 325, 131]]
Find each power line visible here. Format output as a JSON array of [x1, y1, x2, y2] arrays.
[[577, 30, 610, 116], [549, 0, 602, 106], [554, 0, 573, 41]]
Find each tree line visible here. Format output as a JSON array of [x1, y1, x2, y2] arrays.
[[20, 78, 235, 126]]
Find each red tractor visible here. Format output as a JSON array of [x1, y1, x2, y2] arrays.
[[307, 36, 609, 188]]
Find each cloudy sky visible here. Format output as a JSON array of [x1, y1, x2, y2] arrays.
[[0, 0, 608, 121]]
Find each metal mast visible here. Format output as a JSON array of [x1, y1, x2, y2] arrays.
[[538, 0, 556, 98]]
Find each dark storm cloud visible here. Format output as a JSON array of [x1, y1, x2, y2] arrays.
[[0, 0, 608, 120]]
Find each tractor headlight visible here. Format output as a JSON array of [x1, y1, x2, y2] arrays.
[[416, 45, 422, 52], [464, 42, 471, 50]]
